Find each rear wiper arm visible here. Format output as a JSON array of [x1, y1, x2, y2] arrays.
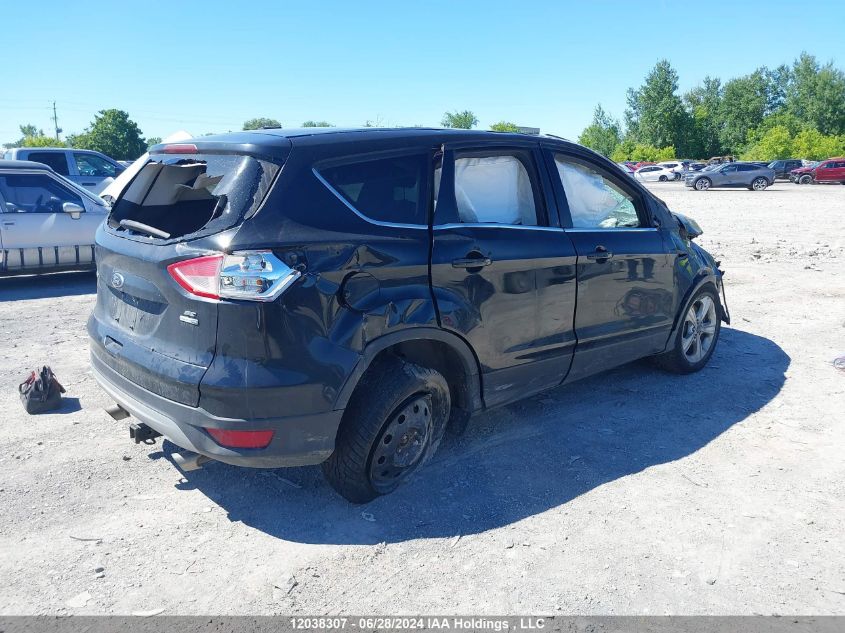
[[119, 219, 171, 239]]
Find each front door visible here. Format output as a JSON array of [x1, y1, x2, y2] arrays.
[[430, 143, 578, 407], [0, 171, 101, 271], [546, 150, 676, 382]]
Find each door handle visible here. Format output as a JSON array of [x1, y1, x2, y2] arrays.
[[586, 247, 613, 261], [452, 256, 492, 269], [1, 221, 14, 227]]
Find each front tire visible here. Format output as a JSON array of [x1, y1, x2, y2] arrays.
[[799, 174, 813, 184], [654, 287, 721, 374], [321, 358, 450, 503], [694, 177, 711, 191]]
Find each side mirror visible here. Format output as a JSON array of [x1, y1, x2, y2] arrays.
[[63, 202, 84, 219]]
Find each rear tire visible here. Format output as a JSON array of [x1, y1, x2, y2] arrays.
[[659, 175, 668, 182], [321, 358, 450, 503], [751, 177, 769, 191], [653, 286, 721, 374], [694, 177, 711, 191]]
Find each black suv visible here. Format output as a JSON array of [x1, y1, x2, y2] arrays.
[[89, 128, 728, 502], [768, 159, 804, 180]]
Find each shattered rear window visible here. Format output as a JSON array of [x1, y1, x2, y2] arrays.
[[108, 153, 280, 241]]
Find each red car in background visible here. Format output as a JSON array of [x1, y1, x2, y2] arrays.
[[791, 158, 845, 184], [812, 158, 845, 183]]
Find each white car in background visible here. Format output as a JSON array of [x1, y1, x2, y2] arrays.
[[657, 160, 686, 179], [634, 165, 676, 182], [0, 160, 109, 274]]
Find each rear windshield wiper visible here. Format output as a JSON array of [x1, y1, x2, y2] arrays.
[[119, 219, 171, 239]]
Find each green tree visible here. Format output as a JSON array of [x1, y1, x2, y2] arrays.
[[684, 77, 723, 158], [146, 137, 162, 149], [741, 125, 794, 160], [792, 128, 845, 160], [19, 124, 41, 138], [786, 52, 845, 135], [301, 120, 333, 127], [624, 60, 689, 153], [69, 109, 147, 160], [243, 117, 282, 130], [489, 121, 520, 132], [441, 110, 478, 129], [577, 105, 621, 157], [719, 69, 771, 153], [22, 135, 66, 148]]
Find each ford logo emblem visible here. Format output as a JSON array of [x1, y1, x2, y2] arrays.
[[111, 272, 125, 289]]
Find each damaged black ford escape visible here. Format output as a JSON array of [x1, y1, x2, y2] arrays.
[[89, 128, 728, 502]]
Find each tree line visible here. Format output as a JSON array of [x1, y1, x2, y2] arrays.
[[578, 53, 845, 162]]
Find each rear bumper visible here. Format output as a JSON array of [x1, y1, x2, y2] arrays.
[[90, 348, 341, 468]]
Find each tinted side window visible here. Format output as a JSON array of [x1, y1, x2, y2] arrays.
[[737, 164, 757, 172], [319, 154, 428, 225], [0, 174, 83, 213], [27, 152, 70, 175], [554, 154, 641, 229]]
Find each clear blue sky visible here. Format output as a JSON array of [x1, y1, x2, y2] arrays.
[[3, 1, 844, 144]]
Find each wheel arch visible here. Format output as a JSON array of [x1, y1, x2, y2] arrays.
[[334, 327, 484, 416], [663, 273, 727, 353]]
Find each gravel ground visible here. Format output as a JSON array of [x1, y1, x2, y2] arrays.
[[0, 181, 843, 615]]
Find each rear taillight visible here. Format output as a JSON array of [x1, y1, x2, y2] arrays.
[[167, 251, 301, 302], [167, 254, 223, 299], [206, 428, 274, 449]]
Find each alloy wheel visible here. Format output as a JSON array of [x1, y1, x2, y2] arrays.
[[695, 178, 711, 191], [752, 177, 768, 191], [681, 296, 717, 364]]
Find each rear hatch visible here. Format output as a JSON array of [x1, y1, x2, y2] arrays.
[[89, 142, 286, 406]]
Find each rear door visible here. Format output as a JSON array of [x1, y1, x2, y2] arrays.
[[0, 171, 99, 271], [546, 149, 676, 382], [430, 141, 578, 407]]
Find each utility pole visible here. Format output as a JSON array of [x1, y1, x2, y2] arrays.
[[52, 101, 62, 141]]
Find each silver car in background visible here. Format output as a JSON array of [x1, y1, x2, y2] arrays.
[[0, 160, 109, 274], [3, 147, 125, 195], [684, 161, 776, 191]]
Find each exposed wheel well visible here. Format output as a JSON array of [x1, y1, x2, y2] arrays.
[[367, 339, 475, 415]]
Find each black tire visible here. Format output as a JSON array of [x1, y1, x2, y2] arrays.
[[653, 286, 721, 374], [799, 174, 813, 184], [694, 177, 711, 191], [659, 175, 668, 182], [321, 358, 450, 503], [751, 177, 769, 191]]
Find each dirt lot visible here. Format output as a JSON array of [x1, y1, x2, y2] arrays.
[[0, 181, 843, 615]]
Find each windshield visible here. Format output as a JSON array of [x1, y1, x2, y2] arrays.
[[703, 164, 720, 171], [58, 172, 108, 207]]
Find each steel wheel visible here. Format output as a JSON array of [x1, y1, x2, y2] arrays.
[[681, 296, 717, 364], [695, 178, 711, 191], [799, 174, 812, 184], [752, 177, 768, 191], [368, 394, 433, 493]]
